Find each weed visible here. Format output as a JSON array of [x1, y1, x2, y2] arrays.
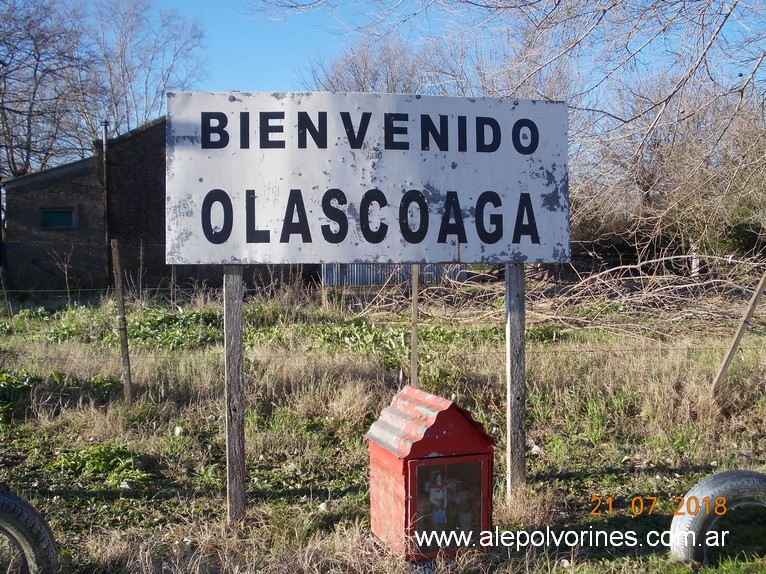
[[526, 323, 567, 343], [57, 442, 155, 488], [46, 304, 113, 344], [122, 305, 223, 349], [0, 369, 41, 420], [83, 374, 122, 402]]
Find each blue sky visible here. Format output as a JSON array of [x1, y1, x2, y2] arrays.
[[155, 0, 352, 92]]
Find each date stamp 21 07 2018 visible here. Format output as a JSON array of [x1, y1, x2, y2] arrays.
[[590, 495, 728, 517]]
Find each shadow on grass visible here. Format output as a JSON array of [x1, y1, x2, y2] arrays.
[[24, 480, 367, 573]]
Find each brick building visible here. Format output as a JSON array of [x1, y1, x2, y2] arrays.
[[3, 157, 106, 292], [3, 118, 232, 294]]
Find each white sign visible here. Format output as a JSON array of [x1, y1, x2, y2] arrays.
[[166, 92, 569, 264]]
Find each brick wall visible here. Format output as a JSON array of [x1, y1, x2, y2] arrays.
[[4, 158, 108, 292], [100, 118, 164, 286], [99, 117, 229, 289]]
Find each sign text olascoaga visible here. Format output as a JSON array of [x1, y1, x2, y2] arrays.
[[166, 92, 569, 265]]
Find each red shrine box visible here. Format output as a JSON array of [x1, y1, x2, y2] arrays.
[[366, 385, 494, 561]]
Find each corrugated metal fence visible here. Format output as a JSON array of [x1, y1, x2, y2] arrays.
[[321, 263, 469, 286]]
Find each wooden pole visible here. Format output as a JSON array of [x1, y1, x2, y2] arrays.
[[711, 269, 766, 397], [224, 265, 246, 524], [505, 263, 526, 501], [110, 239, 133, 406], [411, 264, 419, 388]]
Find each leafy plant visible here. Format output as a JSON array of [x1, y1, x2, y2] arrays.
[[305, 319, 410, 369], [57, 443, 155, 488], [245, 325, 286, 347], [194, 463, 224, 490], [82, 375, 122, 402], [527, 323, 567, 343], [46, 304, 113, 344], [0, 370, 41, 420], [13, 306, 52, 325], [1, 286, 765, 573], [123, 306, 223, 349]]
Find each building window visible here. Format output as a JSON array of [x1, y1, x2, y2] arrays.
[[40, 208, 77, 229]]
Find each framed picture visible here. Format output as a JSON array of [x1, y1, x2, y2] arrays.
[[407, 454, 490, 555]]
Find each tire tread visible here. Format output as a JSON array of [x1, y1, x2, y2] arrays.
[[669, 470, 766, 563], [0, 491, 58, 573]]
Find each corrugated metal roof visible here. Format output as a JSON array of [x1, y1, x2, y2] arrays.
[[366, 385, 494, 459]]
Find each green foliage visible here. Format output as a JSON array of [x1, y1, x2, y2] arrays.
[[247, 407, 367, 498], [0, 369, 41, 420], [46, 304, 113, 344], [0, 306, 52, 335], [244, 300, 312, 327], [245, 325, 286, 346], [81, 375, 122, 402], [527, 323, 568, 343], [243, 300, 286, 327], [57, 443, 154, 488], [14, 306, 52, 321], [303, 318, 505, 381], [194, 463, 224, 490], [124, 401, 175, 430], [0, 369, 123, 421], [704, 195, 766, 256], [583, 395, 609, 445], [44, 303, 226, 349], [305, 319, 410, 369], [42, 369, 118, 399], [567, 299, 628, 318], [123, 306, 223, 349], [1, 291, 765, 572]]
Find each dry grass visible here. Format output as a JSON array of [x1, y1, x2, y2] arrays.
[[1, 270, 765, 572]]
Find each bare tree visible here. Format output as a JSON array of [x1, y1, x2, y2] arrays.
[[74, 0, 206, 141], [256, 0, 766, 257], [304, 38, 432, 93], [256, 1, 765, 113], [0, 0, 82, 178], [0, 0, 206, 180]]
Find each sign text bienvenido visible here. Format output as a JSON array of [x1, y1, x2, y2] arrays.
[[166, 92, 569, 265]]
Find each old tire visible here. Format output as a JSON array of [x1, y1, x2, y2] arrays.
[[0, 491, 58, 573], [670, 469, 766, 564]]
